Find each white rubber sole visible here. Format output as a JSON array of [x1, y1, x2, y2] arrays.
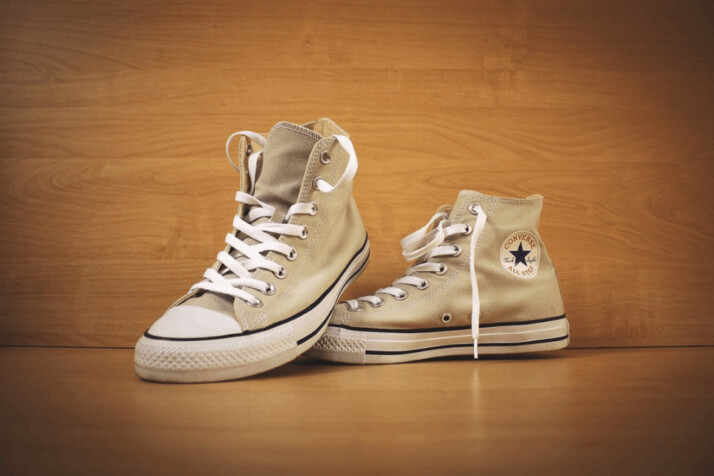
[[134, 239, 370, 382], [306, 315, 569, 364]]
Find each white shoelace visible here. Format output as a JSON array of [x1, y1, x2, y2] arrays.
[[347, 204, 487, 357], [190, 130, 358, 308]]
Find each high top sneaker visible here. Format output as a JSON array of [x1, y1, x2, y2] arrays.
[[307, 190, 568, 364], [135, 119, 370, 381]]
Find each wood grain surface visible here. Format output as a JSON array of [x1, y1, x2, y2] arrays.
[[1, 347, 712, 474], [0, 0, 713, 347]]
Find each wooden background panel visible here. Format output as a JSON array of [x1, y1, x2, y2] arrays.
[[0, 0, 712, 347]]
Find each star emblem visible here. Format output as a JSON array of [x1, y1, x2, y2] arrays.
[[509, 242, 531, 267]]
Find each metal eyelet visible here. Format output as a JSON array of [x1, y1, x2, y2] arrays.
[[347, 305, 361, 312], [263, 283, 276, 295], [248, 298, 263, 308], [287, 248, 297, 261], [300, 226, 308, 239], [451, 244, 462, 257], [417, 280, 429, 290], [441, 313, 452, 324], [312, 177, 322, 191], [275, 267, 287, 279], [245, 144, 253, 156], [463, 224, 472, 235], [370, 298, 385, 308], [395, 291, 408, 301], [310, 202, 319, 215], [469, 203, 480, 215], [320, 150, 331, 164], [436, 264, 448, 275]]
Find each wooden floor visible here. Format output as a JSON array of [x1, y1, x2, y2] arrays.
[[1, 347, 711, 475]]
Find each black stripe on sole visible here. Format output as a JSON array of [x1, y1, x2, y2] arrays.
[[144, 235, 369, 342], [331, 314, 567, 335], [296, 254, 370, 346], [480, 314, 567, 328], [297, 314, 331, 346], [366, 343, 473, 356], [364, 334, 570, 356]]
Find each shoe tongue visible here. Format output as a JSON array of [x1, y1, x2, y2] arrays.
[[253, 122, 322, 221]]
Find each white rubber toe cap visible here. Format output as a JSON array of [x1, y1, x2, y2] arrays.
[[146, 305, 242, 339]]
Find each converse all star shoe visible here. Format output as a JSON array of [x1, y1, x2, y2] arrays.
[[307, 190, 569, 364], [135, 119, 370, 382]]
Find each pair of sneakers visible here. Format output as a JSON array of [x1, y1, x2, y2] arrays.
[[134, 118, 569, 383]]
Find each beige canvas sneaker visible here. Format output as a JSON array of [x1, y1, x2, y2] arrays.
[[307, 190, 568, 364], [135, 119, 370, 382]]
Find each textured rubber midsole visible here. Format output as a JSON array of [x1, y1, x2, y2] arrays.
[[307, 315, 569, 364], [134, 240, 370, 382]]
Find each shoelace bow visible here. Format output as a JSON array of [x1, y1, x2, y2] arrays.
[[346, 204, 487, 357], [190, 130, 358, 308]]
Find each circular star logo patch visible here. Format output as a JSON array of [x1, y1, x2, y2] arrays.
[[499, 230, 540, 279]]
